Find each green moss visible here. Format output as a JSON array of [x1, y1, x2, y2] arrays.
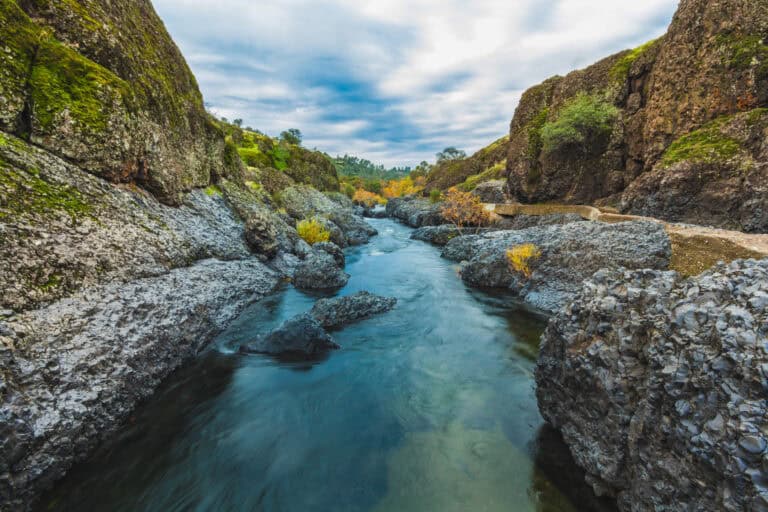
[[717, 33, 768, 78], [39, 273, 63, 292], [457, 160, 507, 192], [525, 107, 548, 185], [0, 164, 93, 221], [204, 184, 222, 197], [610, 38, 661, 83], [661, 118, 742, 167], [245, 181, 263, 193], [746, 108, 768, 125], [29, 37, 131, 132]]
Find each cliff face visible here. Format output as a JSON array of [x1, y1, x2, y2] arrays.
[[0, 0, 241, 205], [424, 136, 508, 192], [506, 0, 768, 233]]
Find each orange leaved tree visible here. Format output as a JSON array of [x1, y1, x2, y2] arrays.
[[440, 188, 491, 229]]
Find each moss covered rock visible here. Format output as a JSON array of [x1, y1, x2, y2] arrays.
[[0, 0, 241, 205]]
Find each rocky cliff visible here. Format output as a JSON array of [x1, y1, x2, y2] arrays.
[[536, 260, 768, 511], [424, 136, 508, 193], [506, 0, 768, 233], [0, 0, 242, 205]]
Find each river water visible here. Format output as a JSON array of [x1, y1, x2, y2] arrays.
[[38, 218, 614, 512]]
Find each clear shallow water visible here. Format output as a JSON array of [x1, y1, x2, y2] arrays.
[[39, 219, 615, 512]]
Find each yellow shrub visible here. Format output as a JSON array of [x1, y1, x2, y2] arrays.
[[383, 177, 422, 198], [440, 187, 491, 228], [353, 189, 386, 208], [506, 243, 542, 279], [297, 218, 331, 245]]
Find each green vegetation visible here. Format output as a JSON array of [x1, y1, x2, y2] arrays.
[[0, 164, 93, 221], [333, 155, 411, 181], [296, 218, 331, 245], [540, 93, 619, 155], [610, 38, 661, 83], [716, 33, 768, 80], [525, 107, 549, 185], [457, 160, 507, 192], [280, 128, 303, 145], [425, 136, 508, 191], [661, 117, 741, 167], [436, 147, 467, 163], [429, 189, 442, 203], [204, 184, 222, 197]]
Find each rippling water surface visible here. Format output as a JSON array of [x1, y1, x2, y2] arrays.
[[40, 218, 614, 512]]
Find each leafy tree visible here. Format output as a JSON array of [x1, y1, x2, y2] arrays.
[[332, 154, 411, 181], [436, 147, 467, 163], [280, 128, 303, 145], [233, 118, 243, 127], [540, 93, 619, 155], [440, 188, 491, 228]]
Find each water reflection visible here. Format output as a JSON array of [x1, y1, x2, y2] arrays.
[[37, 218, 614, 512]]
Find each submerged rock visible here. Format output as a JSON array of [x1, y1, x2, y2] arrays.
[[536, 259, 768, 511], [241, 313, 340, 357], [310, 291, 397, 329], [443, 220, 671, 313], [293, 253, 350, 290]]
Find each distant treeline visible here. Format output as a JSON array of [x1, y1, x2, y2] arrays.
[[332, 155, 411, 180]]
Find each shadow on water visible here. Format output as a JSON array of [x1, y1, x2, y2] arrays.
[[37, 218, 615, 512]]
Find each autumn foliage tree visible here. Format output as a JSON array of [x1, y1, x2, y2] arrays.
[[440, 188, 491, 228]]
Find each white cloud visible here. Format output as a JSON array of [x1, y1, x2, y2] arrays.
[[152, 0, 678, 168]]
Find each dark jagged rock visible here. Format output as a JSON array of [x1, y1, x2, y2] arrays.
[[310, 291, 397, 329], [442, 221, 671, 313], [313, 242, 345, 268], [293, 253, 350, 290], [411, 225, 492, 246], [327, 210, 379, 246], [241, 313, 340, 357], [386, 196, 445, 228], [536, 259, 768, 511]]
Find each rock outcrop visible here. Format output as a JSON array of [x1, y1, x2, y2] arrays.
[[505, 0, 768, 232], [0, 0, 241, 205], [442, 221, 671, 313], [536, 259, 768, 511], [310, 292, 397, 329], [0, 259, 279, 509], [424, 136, 508, 192], [241, 313, 340, 357], [386, 196, 445, 228], [293, 252, 350, 290]]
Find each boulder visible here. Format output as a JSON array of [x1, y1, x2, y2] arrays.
[[536, 259, 768, 511], [310, 291, 397, 329], [472, 179, 507, 204], [411, 225, 494, 246], [241, 313, 339, 356], [244, 212, 280, 259], [494, 213, 585, 231], [327, 210, 378, 245], [386, 196, 445, 228], [293, 252, 350, 290], [442, 220, 671, 313], [313, 242, 345, 268]]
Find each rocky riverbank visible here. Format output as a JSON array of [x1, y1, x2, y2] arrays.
[[0, 132, 377, 509], [536, 259, 768, 511]]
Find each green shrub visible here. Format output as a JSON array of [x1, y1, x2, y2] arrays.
[[541, 93, 619, 155], [429, 189, 442, 203], [296, 218, 331, 245], [343, 183, 356, 199]]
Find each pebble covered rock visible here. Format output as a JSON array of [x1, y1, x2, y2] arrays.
[[293, 252, 350, 290], [536, 259, 768, 511], [241, 313, 340, 357], [310, 291, 397, 329], [442, 220, 671, 313]]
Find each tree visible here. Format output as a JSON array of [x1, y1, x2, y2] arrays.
[[436, 147, 466, 163], [540, 93, 619, 155], [233, 118, 243, 127], [280, 128, 303, 145], [440, 188, 491, 229]]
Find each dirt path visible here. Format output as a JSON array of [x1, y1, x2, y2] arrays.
[[490, 203, 768, 276]]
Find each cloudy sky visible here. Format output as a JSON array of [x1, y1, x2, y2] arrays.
[[153, 0, 678, 168]]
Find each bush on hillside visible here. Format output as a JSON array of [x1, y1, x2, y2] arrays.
[[353, 189, 386, 208], [440, 188, 491, 228], [506, 244, 542, 279], [383, 177, 422, 198], [297, 218, 331, 245], [541, 93, 619, 155]]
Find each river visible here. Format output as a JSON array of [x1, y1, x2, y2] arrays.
[[38, 218, 614, 512]]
